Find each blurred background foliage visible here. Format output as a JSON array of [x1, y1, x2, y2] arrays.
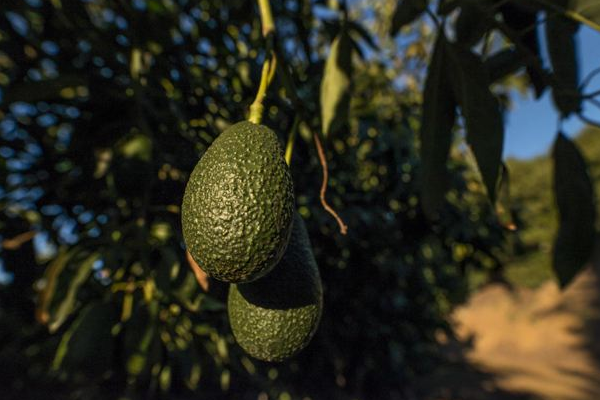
[[503, 126, 600, 288], [0, 0, 565, 399]]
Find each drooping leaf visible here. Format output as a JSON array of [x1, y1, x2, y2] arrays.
[[545, 14, 581, 116], [390, 0, 428, 35], [448, 45, 504, 204], [36, 246, 80, 325], [320, 28, 353, 140], [419, 33, 457, 219], [500, 4, 546, 97], [552, 133, 596, 288], [53, 301, 116, 373], [49, 252, 100, 333]]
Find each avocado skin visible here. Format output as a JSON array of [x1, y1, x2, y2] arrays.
[[228, 214, 323, 362], [181, 121, 294, 283]]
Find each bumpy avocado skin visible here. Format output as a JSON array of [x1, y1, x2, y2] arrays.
[[228, 214, 323, 362], [182, 121, 294, 283]]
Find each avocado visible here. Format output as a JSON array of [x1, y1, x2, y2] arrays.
[[181, 121, 294, 283], [228, 214, 323, 362]]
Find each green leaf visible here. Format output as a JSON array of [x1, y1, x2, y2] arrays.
[[552, 133, 596, 288], [53, 301, 116, 373], [49, 252, 100, 333], [448, 45, 504, 204], [390, 0, 428, 35], [545, 14, 581, 116], [419, 33, 457, 219], [36, 246, 80, 325], [320, 28, 353, 139]]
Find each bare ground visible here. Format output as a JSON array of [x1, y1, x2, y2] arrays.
[[417, 262, 600, 400]]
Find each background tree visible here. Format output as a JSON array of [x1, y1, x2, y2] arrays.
[[0, 0, 599, 399]]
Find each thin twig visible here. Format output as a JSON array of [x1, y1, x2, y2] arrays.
[[588, 98, 600, 110], [582, 88, 600, 99], [577, 113, 600, 129], [314, 133, 348, 235], [581, 66, 600, 90], [530, 0, 600, 33], [270, 24, 348, 235]]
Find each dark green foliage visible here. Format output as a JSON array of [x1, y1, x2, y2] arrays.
[[484, 49, 526, 83], [52, 301, 116, 374], [0, 0, 591, 399], [419, 33, 456, 219], [228, 214, 322, 362], [112, 133, 155, 198], [182, 121, 294, 283], [552, 133, 596, 288], [448, 45, 504, 204]]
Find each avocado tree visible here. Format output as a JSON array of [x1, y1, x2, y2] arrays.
[[0, 0, 599, 399]]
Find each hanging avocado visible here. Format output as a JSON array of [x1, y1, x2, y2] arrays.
[[228, 214, 323, 362], [181, 121, 294, 283]]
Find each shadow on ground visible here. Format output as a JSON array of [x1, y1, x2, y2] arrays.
[[413, 338, 539, 400], [416, 239, 600, 400]]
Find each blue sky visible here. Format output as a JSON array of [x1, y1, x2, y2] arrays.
[[504, 25, 600, 159]]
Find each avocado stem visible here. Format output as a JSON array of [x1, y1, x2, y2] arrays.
[[249, 0, 278, 124], [249, 55, 277, 124]]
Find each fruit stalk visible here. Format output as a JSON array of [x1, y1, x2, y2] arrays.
[[249, 0, 277, 124]]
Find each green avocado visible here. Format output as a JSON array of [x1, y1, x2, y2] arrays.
[[181, 121, 294, 283], [228, 214, 323, 362]]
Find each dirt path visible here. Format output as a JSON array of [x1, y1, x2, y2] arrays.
[[419, 264, 600, 400]]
